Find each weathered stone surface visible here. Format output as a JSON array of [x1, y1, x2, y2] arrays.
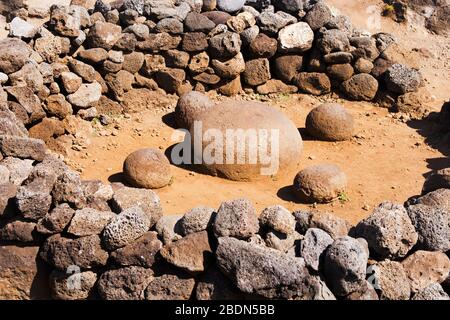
[[213, 198, 259, 239], [40, 234, 109, 270], [4, 86, 45, 123], [49, 270, 97, 300], [208, 32, 242, 59], [0, 183, 17, 217], [179, 206, 215, 236], [137, 33, 181, 51], [0, 38, 31, 74], [0, 109, 28, 137], [341, 74, 379, 101], [259, 205, 295, 235], [304, 1, 332, 31], [196, 266, 245, 300], [278, 22, 314, 53], [36, 204, 75, 235], [300, 228, 333, 272], [0, 157, 33, 186], [423, 168, 450, 194], [407, 204, 450, 252], [67, 208, 116, 237], [354, 202, 418, 259], [0, 245, 50, 300], [52, 170, 85, 208], [256, 79, 298, 94], [293, 164, 347, 204], [102, 206, 151, 251], [402, 250, 450, 294], [293, 72, 331, 95], [323, 236, 369, 297], [417, 188, 450, 212], [243, 58, 271, 86], [175, 91, 214, 129], [216, 237, 321, 299], [97, 266, 153, 300], [385, 64, 422, 94], [9, 61, 44, 93], [123, 148, 172, 189], [0, 135, 46, 161], [192, 101, 302, 181], [110, 231, 162, 268], [372, 260, 410, 300], [211, 52, 245, 79], [0, 219, 38, 243], [412, 283, 450, 300], [67, 82, 102, 108], [155, 215, 183, 244], [274, 55, 303, 83], [318, 29, 350, 54], [45, 94, 73, 119], [160, 231, 213, 273], [306, 103, 354, 141]]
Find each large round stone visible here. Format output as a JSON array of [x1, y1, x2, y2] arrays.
[[123, 148, 172, 189], [306, 103, 354, 141], [293, 164, 347, 203], [175, 91, 214, 129], [189, 101, 303, 181]]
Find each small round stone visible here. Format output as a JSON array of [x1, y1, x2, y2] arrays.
[[123, 148, 172, 189], [293, 164, 348, 203], [306, 103, 354, 141]]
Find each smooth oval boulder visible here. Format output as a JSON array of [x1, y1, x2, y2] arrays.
[[175, 91, 215, 129], [190, 101, 303, 181], [293, 164, 347, 203], [123, 148, 172, 189], [306, 103, 354, 141]]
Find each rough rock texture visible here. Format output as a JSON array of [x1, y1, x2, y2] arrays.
[[102, 206, 151, 251], [323, 236, 369, 297], [300, 228, 334, 271], [111, 186, 162, 228], [216, 237, 323, 299], [40, 234, 109, 270], [0, 245, 50, 300], [179, 206, 215, 236], [175, 91, 214, 129], [412, 283, 450, 300], [407, 204, 450, 252], [49, 270, 97, 300], [67, 208, 116, 237], [145, 273, 196, 300], [213, 198, 259, 239], [160, 230, 212, 273], [372, 260, 410, 300], [354, 202, 418, 259], [97, 266, 154, 300], [401, 250, 450, 294], [306, 103, 354, 141]]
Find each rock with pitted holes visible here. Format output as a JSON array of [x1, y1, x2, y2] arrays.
[[179, 206, 216, 236], [160, 230, 213, 273], [354, 202, 418, 259], [402, 250, 450, 294], [102, 206, 151, 251], [97, 266, 154, 300]]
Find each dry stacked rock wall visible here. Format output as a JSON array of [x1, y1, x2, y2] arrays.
[[0, 0, 448, 301]]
